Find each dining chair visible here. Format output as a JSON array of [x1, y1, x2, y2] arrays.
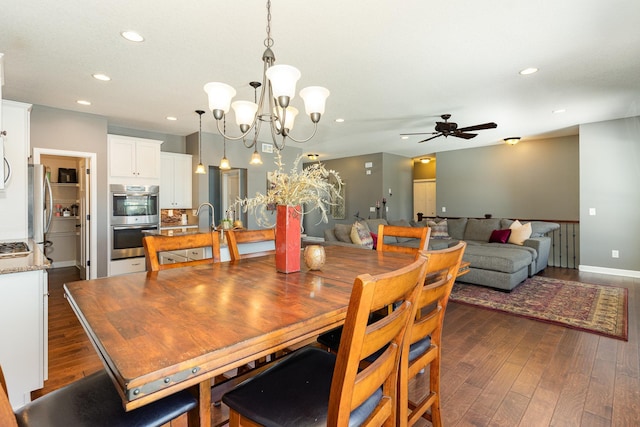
[[0, 365, 197, 427], [225, 228, 276, 261], [400, 241, 466, 427], [377, 224, 431, 256], [221, 251, 429, 426], [142, 231, 221, 271], [317, 224, 431, 351]]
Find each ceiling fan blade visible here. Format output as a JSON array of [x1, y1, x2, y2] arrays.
[[456, 122, 497, 132], [418, 134, 443, 143], [399, 131, 437, 136], [451, 132, 477, 139]]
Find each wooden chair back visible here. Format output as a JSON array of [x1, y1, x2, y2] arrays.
[[399, 241, 466, 427], [0, 366, 18, 427], [377, 224, 430, 257], [327, 252, 429, 426], [142, 231, 221, 271], [225, 228, 276, 261]]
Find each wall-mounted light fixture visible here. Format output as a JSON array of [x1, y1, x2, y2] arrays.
[[504, 137, 521, 145]]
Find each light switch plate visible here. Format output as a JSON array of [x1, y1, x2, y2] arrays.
[[589, 208, 596, 216], [369, 207, 376, 212]]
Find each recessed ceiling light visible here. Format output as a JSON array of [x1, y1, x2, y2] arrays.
[[76, 100, 91, 106], [552, 108, 566, 114], [519, 67, 539, 75], [166, 116, 178, 121], [335, 118, 345, 123], [401, 136, 409, 140], [121, 31, 144, 42], [92, 73, 111, 81]]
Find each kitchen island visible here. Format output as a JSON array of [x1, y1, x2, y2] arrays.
[[0, 240, 50, 409]]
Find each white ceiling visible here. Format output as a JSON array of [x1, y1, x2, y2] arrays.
[[2, 0, 639, 160]]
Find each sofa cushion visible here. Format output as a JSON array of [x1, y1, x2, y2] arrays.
[[508, 220, 532, 245], [528, 221, 560, 237], [366, 219, 395, 243], [501, 219, 559, 237], [489, 228, 512, 244], [388, 219, 413, 242], [350, 221, 373, 249], [447, 218, 468, 240], [427, 219, 451, 239], [334, 223, 353, 243], [463, 245, 533, 274], [464, 218, 501, 242]]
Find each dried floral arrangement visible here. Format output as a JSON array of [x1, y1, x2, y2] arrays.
[[237, 152, 343, 227]]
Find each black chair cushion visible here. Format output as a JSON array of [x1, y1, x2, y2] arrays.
[[222, 347, 382, 427], [14, 370, 197, 427]]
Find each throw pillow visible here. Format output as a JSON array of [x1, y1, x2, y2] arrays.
[[489, 228, 511, 244], [389, 219, 413, 242], [350, 221, 374, 249], [427, 218, 451, 239], [334, 223, 352, 243], [370, 232, 378, 250], [508, 220, 532, 245]]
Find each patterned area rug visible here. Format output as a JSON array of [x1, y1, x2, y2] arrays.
[[450, 276, 628, 341]]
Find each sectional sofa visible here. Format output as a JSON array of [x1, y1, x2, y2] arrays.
[[323, 217, 559, 291]]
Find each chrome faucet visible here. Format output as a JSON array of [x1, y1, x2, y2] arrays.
[[196, 202, 216, 230]]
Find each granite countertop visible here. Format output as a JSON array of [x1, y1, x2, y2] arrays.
[[0, 239, 51, 275]]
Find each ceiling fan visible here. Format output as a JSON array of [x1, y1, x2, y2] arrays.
[[401, 114, 498, 143]]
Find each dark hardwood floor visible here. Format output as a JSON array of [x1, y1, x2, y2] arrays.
[[37, 266, 639, 426]]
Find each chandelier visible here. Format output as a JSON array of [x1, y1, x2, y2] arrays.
[[203, 0, 330, 154]]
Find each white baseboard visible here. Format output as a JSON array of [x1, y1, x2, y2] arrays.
[[579, 265, 640, 278], [50, 260, 77, 268]]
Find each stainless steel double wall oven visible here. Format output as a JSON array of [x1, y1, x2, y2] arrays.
[[110, 184, 159, 260]]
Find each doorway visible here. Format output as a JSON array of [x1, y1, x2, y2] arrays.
[[208, 166, 248, 227], [33, 148, 97, 280]]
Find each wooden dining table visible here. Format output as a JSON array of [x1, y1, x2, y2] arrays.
[[63, 245, 416, 427]]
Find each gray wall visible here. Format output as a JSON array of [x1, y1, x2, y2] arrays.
[[579, 116, 640, 273], [31, 106, 197, 277], [302, 153, 413, 237], [30, 106, 110, 277], [186, 132, 302, 230], [436, 135, 580, 220], [108, 125, 185, 153]]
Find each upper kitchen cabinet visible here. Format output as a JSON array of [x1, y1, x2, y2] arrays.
[[160, 152, 192, 209], [108, 135, 162, 184]]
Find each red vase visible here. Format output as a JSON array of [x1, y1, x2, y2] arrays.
[[275, 205, 301, 273]]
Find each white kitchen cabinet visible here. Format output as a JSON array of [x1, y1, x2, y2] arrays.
[[158, 247, 209, 265], [0, 100, 31, 240], [109, 257, 146, 276], [108, 135, 162, 183], [0, 269, 47, 409], [160, 152, 192, 208]]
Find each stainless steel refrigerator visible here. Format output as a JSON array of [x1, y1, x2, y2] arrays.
[[28, 164, 53, 256]]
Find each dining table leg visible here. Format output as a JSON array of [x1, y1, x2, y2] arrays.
[[188, 380, 212, 427]]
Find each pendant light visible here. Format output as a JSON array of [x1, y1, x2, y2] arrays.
[[219, 117, 231, 170], [249, 82, 263, 165], [195, 110, 206, 174]]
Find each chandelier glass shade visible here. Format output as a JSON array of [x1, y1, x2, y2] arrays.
[[203, 0, 329, 151]]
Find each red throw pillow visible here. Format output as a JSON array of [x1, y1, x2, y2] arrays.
[[370, 232, 378, 250], [489, 228, 511, 244]]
